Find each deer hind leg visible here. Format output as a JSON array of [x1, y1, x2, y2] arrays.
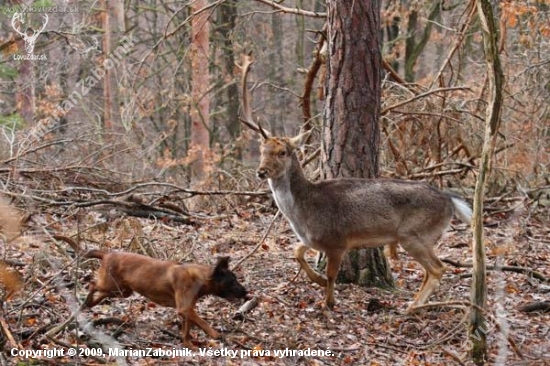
[[400, 237, 446, 314], [324, 252, 344, 309], [293, 244, 328, 287]]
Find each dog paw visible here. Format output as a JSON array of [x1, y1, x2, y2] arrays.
[[183, 341, 196, 350], [209, 330, 221, 339]]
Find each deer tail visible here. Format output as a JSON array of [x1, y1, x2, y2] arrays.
[[450, 196, 472, 224]]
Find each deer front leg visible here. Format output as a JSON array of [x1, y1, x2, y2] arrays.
[[294, 244, 328, 287], [324, 252, 344, 309]]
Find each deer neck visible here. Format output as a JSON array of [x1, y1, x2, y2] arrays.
[[267, 153, 310, 215]]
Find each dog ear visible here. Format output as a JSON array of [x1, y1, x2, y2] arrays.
[[213, 256, 230, 275]]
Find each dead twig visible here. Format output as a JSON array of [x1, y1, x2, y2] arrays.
[[233, 210, 281, 269], [0, 315, 22, 349], [443, 258, 549, 283], [382, 86, 472, 115], [290, 266, 303, 283], [254, 0, 326, 17], [410, 300, 485, 313], [440, 347, 467, 366], [44, 313, 76, 338]]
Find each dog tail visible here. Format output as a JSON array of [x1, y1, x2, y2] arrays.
[[84, 250, 106, 260]]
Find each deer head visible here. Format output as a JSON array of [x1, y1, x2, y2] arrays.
[[12, 12, 48, 54], [239, 53, 311, 180]]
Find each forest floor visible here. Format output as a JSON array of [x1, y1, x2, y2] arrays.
[[1, 192, 549, 366]]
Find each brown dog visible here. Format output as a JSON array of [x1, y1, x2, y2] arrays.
[[83, 250, 248, 347]]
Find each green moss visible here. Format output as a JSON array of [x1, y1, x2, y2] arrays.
[[0, 113, 25, 129], [0, 64, 18, 79]]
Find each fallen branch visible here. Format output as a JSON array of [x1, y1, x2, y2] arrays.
[[518, 301, 550, 313], [44, 313, 76, 338], [0, 315, 21, 349], [442, 258, 549, 283], [233, 296, 259, 320], [4, 191, 198, 225]]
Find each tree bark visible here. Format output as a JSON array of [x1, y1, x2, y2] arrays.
[[470, 1, 504, 365], [100, 0, 112, 132], [189, 0, 211, 180], [218, 0, 239, 142], [404, 1, 441, 82], [321, 0, 393, 288]]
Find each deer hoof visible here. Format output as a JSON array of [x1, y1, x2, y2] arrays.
[[325, 297, 336, 310], [405, 303, 421, 315]]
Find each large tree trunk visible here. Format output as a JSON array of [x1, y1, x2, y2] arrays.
[[321, 0, 393, 288], [218, 0, 239, 142]]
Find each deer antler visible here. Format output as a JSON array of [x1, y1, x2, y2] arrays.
[[37, 13, 49, 34], [11, 12, 26, 37], [240, 52, 269, 139]]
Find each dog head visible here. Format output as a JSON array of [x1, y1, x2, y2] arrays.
[[210, 257, 248, 302]]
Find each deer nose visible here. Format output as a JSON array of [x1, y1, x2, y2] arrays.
[[257, 168, 268, 179]]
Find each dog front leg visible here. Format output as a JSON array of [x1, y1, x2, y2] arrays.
[[184, 309, 220, 339], [83, 281, 106, 308], [179, 312, 194, 348]]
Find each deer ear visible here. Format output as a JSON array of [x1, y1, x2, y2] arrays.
[[289, 130, 312, 148]]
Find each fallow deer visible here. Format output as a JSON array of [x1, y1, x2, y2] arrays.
[[240, 54, 472, 313]]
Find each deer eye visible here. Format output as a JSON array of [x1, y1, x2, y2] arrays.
[[279, 151, 287, 157]]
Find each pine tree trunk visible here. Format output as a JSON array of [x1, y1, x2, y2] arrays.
[[321, 0, 393, 288]]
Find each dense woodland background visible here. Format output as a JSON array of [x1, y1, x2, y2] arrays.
[[0, 1, 549, 365]]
